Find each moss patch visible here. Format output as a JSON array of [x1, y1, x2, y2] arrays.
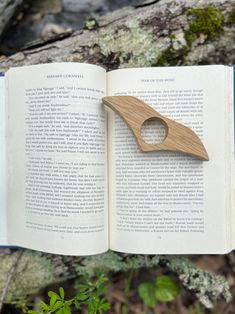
[[84, 18, 99, 30], [155, 45, 189, 66], [153, 6, 228, 66], [97, 20, 160, 68], [155, 31, 189, 66], [185, 6, 224, 43]]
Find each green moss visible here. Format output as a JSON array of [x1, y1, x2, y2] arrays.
[[155, 45, 189, 66], [185, 7, 224, 44], [97, 20, 160, 68], [156, 6, 227, 65], [84, 18, 99, 30], [154, 28, 190, 66]]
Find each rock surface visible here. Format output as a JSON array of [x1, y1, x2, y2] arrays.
[[0, 0, 25, 38], [0, 0, 145, 54], [0, 0, 234, 70]]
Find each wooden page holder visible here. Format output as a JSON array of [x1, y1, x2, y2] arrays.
[[102, 96, 209, 161]]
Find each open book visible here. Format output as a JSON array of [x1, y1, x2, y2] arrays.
[[0, 63, 234, 255]]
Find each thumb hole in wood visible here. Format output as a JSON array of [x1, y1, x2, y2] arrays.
[[141, 118, 167, 145]]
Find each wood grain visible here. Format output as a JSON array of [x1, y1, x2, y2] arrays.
[[103, 96, 209, 161]]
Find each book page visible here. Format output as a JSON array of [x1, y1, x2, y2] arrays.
[[0, 75, 7, 245], [228, 65, 235, 250], [107, 65, 230, 254], [6, 63, 108, 255]]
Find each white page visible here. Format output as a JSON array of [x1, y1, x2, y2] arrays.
[[108, 65, 229, 254], [0, 75, 7, 245], [227, 65, 235, 249], [7, 63, 108, 255]]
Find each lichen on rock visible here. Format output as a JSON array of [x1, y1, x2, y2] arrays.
[[227, 9, 235, 25], [97, 20, 160, 68], [164, 256, 231, 308], [0, 250, 56, 302]]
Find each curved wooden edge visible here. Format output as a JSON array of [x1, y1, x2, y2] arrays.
[[102, 96, 209, 161]]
